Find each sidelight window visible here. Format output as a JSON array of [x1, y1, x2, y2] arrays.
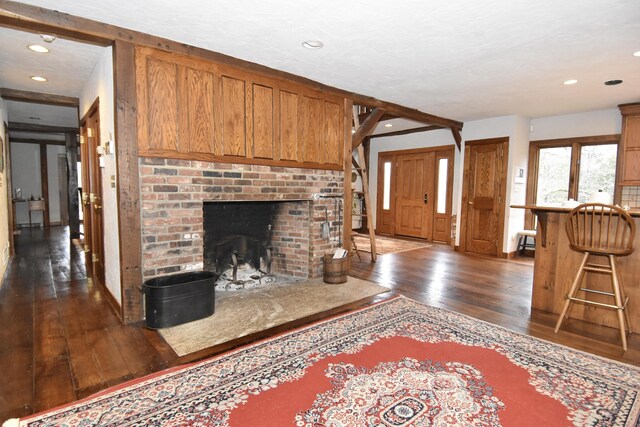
[[383, 161, 392, 210], [436, 158, 448, 214]]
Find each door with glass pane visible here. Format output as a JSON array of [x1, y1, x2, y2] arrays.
[[528, 138, 618, 220]]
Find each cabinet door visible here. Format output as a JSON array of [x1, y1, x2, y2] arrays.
[[137, 55, 180, 153], [621, 114, 640, 184]]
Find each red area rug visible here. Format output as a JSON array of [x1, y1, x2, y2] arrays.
[[12, 296, 640, 426]]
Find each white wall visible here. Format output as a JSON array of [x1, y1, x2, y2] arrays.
[[530, 108, 621, 140], [79, 46, 122, 305], [11, 142, 42, 225], [46, 145, 67, 224], [0, 99, 11, 277]]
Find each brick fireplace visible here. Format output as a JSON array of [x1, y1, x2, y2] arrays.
[[139, 158, 344, 283]]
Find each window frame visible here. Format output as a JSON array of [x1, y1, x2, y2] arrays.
[[525, 134, 620, 229]]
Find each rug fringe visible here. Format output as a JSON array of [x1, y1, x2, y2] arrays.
[[2, 418, 19, 427]]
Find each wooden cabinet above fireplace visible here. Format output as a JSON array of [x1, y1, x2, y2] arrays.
[[135, 46, 346, 170]]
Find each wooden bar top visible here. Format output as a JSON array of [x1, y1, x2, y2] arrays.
[[513, 206, 640, 334], [511, 204, 640, 216]]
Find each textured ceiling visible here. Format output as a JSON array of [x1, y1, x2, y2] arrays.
[[1, 0, 639, 128]]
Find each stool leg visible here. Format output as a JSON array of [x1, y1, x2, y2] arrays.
[[517, 236, 524, 256], [555, 252, 589, 333], [609, 255, 628, 351], [351, 235, 361, 261]]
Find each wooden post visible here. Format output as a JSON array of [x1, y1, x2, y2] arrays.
[[114, 40, 144, 323], [65, 132, 80, 238]]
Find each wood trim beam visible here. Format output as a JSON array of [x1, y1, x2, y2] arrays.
[[358, 112, 396, 124], [8, 122, 78, 134], [370, 125, 444, 139], [451, 128, 462, 151], [113, 40, 143, 323], [0, 88, 79, 107], [65, 132, 80, 239], [352, 108, 384, 150], [39, 143, 50, 226], [9, 137, 66, 146], [0, 1, 462, 133], [353, 96, 463, 130]]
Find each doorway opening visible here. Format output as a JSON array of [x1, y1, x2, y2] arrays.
[[375, 145, 454, 244]]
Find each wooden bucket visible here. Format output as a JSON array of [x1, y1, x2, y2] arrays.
[[323, 254, 348, 284]]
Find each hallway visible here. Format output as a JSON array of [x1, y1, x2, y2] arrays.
[[0, 227, 172, 421]]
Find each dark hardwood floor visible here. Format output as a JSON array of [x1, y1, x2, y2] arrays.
[[1, 227, 638, 422]]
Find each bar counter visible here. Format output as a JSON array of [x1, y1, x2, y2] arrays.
[[512, 204, 640, 332]]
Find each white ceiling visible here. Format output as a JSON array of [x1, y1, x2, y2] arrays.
[[5, 100, 78, 127], [0, 0, 639, 131]]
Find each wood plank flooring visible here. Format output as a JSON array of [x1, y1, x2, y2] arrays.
[[0, 227, 638, 422]]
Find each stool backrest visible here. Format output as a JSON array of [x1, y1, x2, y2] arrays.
[[565, 203, 635, 255]]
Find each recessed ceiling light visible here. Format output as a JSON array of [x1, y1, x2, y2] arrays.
[[40, 34, 56, 43], [28, 44, 49, 53], [563, 79, 578, 85], [30, 75, 47, 82], [633, 51, 640, 57], [384, 123, 393, 128], [302, 40, 323, 49], [604, 79, 623, 86]]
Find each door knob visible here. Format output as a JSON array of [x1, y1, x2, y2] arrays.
[[423, 193, 428, 204]]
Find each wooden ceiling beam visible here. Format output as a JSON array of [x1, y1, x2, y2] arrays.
[[450, 127, 462, 151], [0, 1, 463, 134], [358, 111, 396, 124], [9, 137, 66, 146], [353, 96, 463, 131], [352, 108, 384, 150], [9, 121, 78, 134], [1, 88, 79, 107], [370, 125, 445, 139]]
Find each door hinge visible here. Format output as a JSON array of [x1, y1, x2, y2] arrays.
[[92, 253, 99, 263], [84, 244, 90, 253], [80, 135, 86, 145], [87, 128, 94, 138]]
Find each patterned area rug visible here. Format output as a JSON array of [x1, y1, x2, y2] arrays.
[[353, 233, 432, 255], [10, 296, 640, 426]]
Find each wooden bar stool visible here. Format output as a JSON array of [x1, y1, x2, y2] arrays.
[[554, 203, 635, 350], [516, 229, 536, 256]]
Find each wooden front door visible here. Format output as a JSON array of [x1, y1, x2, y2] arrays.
[[395, 152, 436, 239], [80, 102, 105, 286], [463, 138, 507, 256]]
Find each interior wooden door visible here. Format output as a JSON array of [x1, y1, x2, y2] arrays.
[[395, 152, 435, 239], [464, 141, 505, 256], [80, 102, 105, 286], [80, 125, 92, 274], [376, 154, 395, 234], [87, 108, 105, 286]]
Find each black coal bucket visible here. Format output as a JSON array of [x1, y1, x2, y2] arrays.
[[142, 271, 218, 329]]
